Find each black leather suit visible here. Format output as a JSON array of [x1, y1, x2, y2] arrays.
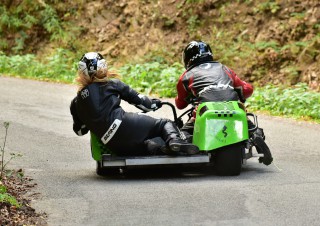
[[70, 79, 179, 156]]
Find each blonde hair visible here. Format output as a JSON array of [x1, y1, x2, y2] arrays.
[[76, 69, 120, 92]]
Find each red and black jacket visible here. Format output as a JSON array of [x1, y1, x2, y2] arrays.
[[175, 62, 253, 109]]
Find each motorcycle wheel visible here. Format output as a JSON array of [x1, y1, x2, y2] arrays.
[[213, 143, 243, 176]]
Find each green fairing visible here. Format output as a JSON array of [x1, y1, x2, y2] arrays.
[[193, 101, 249, 151], [90, 132, 113, 161]]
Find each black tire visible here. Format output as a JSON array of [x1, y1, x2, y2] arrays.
[[213, 143, 243, 176], [96, 161, 119, 176], [253, 136, 273, 165]]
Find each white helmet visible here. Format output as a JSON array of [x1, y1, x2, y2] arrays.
[[78, 52, 107, 78]]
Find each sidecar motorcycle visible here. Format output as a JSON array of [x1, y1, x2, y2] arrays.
[[91, 101, 272, 176]]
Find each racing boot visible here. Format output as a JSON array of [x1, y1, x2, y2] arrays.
[[144, 139, 179, 155], [144, 138, 165, 155], [181, 130, 193, 143], [162, 121, 199, 155], [168, 138, 199, 155]]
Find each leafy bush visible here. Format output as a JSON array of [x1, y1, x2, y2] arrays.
[[0, 1, 82, 53], [119, 62, 184, 97], [247, 83, 320, 121], [0, 51, 184, 96], [0, 49, 76, 83]]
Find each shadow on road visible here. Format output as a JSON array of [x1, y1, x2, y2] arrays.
[[87, 163, 275, 181]]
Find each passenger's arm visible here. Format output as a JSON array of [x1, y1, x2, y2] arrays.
[[70, 97, 89, 136]]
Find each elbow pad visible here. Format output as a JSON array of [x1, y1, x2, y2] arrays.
[[74, 124, 89, 136]]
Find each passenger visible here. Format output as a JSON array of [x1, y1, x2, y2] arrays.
[[70, 52, 199, 156]]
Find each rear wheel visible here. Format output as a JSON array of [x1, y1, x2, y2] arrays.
[[213, 143, 243, 176]]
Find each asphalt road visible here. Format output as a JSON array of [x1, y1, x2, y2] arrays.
[[1, 76, 320, 226]]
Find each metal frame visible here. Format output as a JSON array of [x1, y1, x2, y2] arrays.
[[101, 154, 210, 167]]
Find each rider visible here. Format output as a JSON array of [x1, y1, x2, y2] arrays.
[[175, 41, 273, 165], [70, 52, 199, 156]]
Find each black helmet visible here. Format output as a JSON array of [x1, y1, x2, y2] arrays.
[[182, 41, 213, 69], [78, 52, 107, 78]]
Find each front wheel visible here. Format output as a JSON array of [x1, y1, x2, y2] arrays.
[[213, 143, 243, 176]]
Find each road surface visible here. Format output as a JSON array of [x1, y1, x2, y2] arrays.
[[0, 76, 320, 226]]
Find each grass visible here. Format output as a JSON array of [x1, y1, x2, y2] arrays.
[[247, 83, 320, 122], [0, 49, 76, 83], [119, 62, 184, 97]]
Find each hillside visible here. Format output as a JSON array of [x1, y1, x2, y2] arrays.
[[0, 0, 319, 90]]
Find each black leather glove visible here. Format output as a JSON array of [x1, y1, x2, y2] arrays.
[[151, 98, 162, 111], [135, 95, 162, 112]]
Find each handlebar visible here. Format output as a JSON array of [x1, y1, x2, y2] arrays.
[[160, 102, 178, 122], [135, 101, 193, 128], [160, 102, 194, 129], [247, 113, 258, 132]]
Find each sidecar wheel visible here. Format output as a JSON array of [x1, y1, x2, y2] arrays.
[[96, 161, 119, 176], [213, 144, 242, 176]]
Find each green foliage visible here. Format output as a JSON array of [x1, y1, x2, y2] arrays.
[[0, 185, 21, 207], [0, 51, 183, 96], [119, 62, 184, 97], [281, 41, 308, 53], [0, 51, 184, 96], [186, 0, 204, 3], [290, 12, 306, 20], [209, 25, 254, 68], [12, 31, 28, 52], [255, 1, 280, 14], [253, 41, 280, 52], [40, 5, 65, 41], [187, 15, 201, 33], [0, 1, 82, 53], [247, 83, 320, 121], [0, 49, 76, 83]]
